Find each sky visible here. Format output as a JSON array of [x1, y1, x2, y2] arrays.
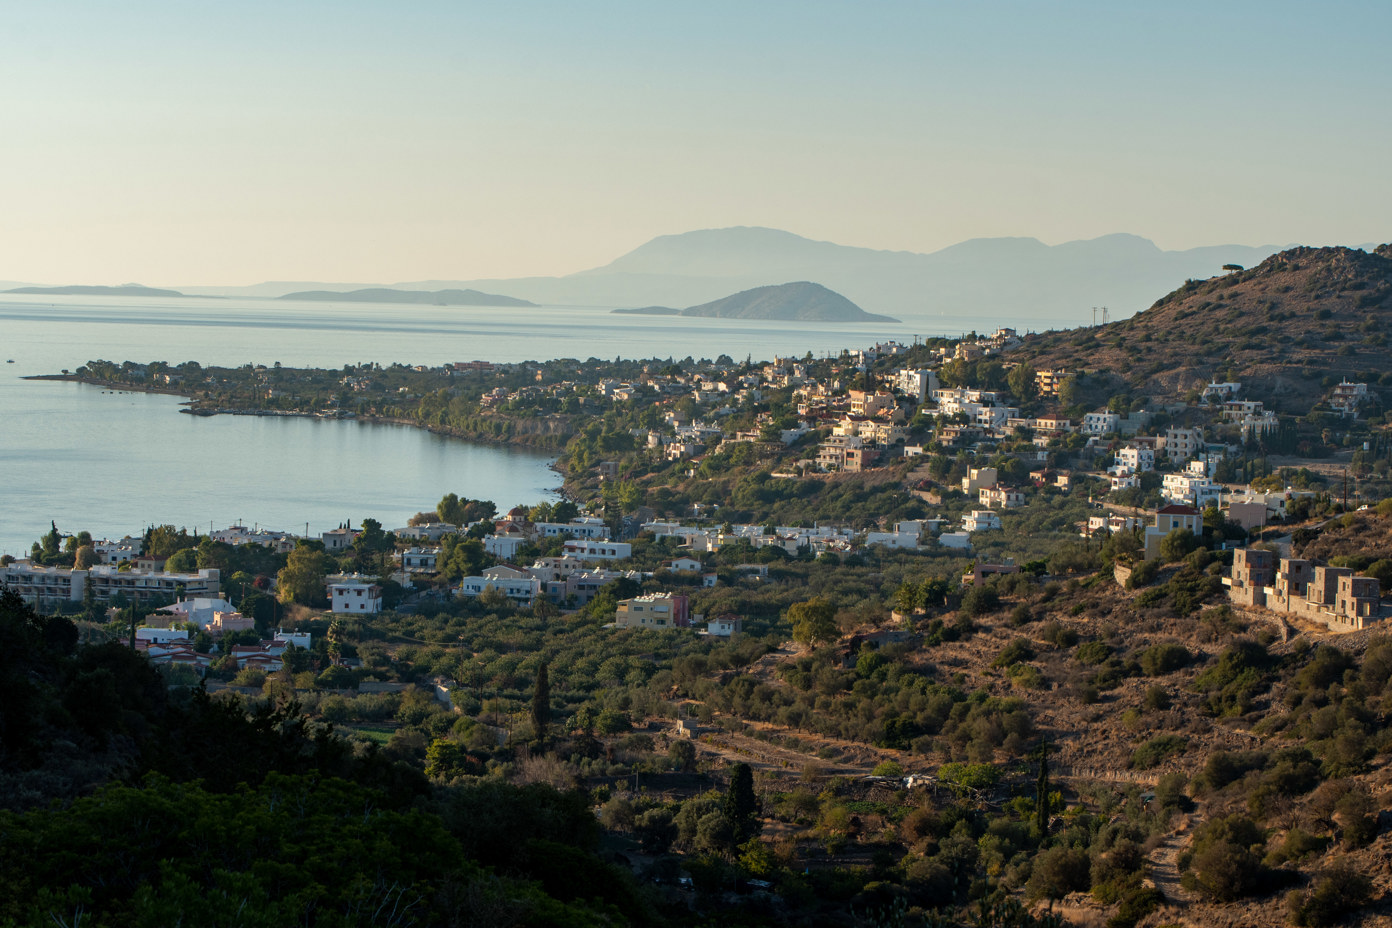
[[3, 1, 1389, 285]]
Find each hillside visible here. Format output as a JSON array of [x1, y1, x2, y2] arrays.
[[1014, 244, 1392, 412], [279, 287, 535, 307], [679, 281, 899, 322]]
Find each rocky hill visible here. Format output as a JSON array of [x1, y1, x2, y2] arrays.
[[1015, 244, 1392, 413], [679, 281, 899, 323]]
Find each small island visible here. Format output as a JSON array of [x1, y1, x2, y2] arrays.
[[611, 305, 682, 315], [6, 284, 194, 298], [612, 281, 899, 323], [280, 287, 536, 307]]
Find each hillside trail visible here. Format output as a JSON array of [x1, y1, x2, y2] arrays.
[[1149, 807, 1199, 906]]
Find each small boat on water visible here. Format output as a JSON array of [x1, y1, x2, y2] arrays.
[[5, 359, 13, 363]]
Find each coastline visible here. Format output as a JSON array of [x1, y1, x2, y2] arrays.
[[25, 374, 574, 487], [23, 373, 196, 399]]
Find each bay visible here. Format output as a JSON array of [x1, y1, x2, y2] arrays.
[[0, 293, 1030, 557]]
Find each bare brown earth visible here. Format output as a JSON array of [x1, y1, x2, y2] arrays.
[[1294, 506, 1392, 565], [1014, 244, 1392, 414]]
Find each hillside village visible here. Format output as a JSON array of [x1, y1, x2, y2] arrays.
[[6, 244, 1392, 928]]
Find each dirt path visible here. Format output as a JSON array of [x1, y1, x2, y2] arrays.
[[689, 724, 867, 778], [1149, 809, 1198, 906]]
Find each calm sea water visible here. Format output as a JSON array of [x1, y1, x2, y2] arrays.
[[0, 294, 1028, 556]]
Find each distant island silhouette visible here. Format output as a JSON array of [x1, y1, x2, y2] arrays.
[[613, 281, 898, 323]]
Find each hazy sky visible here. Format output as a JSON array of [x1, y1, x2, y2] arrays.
[[4, 1, 1388, 285]]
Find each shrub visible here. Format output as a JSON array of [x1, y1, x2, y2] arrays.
[[1286, 864, 1372, 927], [1143, 686, 1171, 711], [871, 760, 904, 778], [1131, 734, 1187, 769], [1193, 750, 1267, 794], [1139, 642, 1190, 676], [1075, 640, 1111, 666], [1134, 588, 1167, 608], [1264, 828, 1328, 866], [1027, 845, 1090, 902], [1041, 621, 1078, 648], [992, 638, 1035, 669], [960, 585, 1001, 617], [1125, 558, 1160, 588], [1188, 840, 1265, 902], [1192, 639, 1273, 717]]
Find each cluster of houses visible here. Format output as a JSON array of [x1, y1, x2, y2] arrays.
[[135, 627, 312, 672], [1227, 548, 1382, 632]]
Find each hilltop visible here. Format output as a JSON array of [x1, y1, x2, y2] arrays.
[[1014, 244, 1392, 412]]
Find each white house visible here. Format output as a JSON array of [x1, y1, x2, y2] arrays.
[[962, 510, 1003, 532], [328, 578, 382, 614], [937, 532, 973, 550], [896, 368, 939, 403], [459, 565, 541, 604], [394, 522, 460, 542], [158, 596, 239, 628], [1082, 411, 1121, 436], [399, 547, 439, 571], [483, 533, 529, 559], [865, 521, 923, 550], [1162, 472, 1221, 508], [562, 539, 632, 562], [94, 536, 143, 564], [321, 527, 358, 552], [979, 487, 1026, 509], [1114, 445, 1155, 474], [1163, 427, 1204, 464], [136, 626, 190, 644], [706, 615, 743, 637], [534, 517, 610, 540]]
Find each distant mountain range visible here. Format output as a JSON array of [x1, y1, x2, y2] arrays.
[[171, 227, 1308, 327], [24, 228, 1381, 330], [279, 287, 535, 307], [615, 281, 896, 323]]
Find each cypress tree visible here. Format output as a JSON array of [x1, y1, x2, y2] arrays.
[[531, 661, 550, 742], [723, 762, 761, 845]]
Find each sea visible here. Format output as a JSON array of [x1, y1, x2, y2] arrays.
[[0, 293, 1043, 557]]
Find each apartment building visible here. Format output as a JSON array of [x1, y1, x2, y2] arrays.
[[0, 561, 221, 609]]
